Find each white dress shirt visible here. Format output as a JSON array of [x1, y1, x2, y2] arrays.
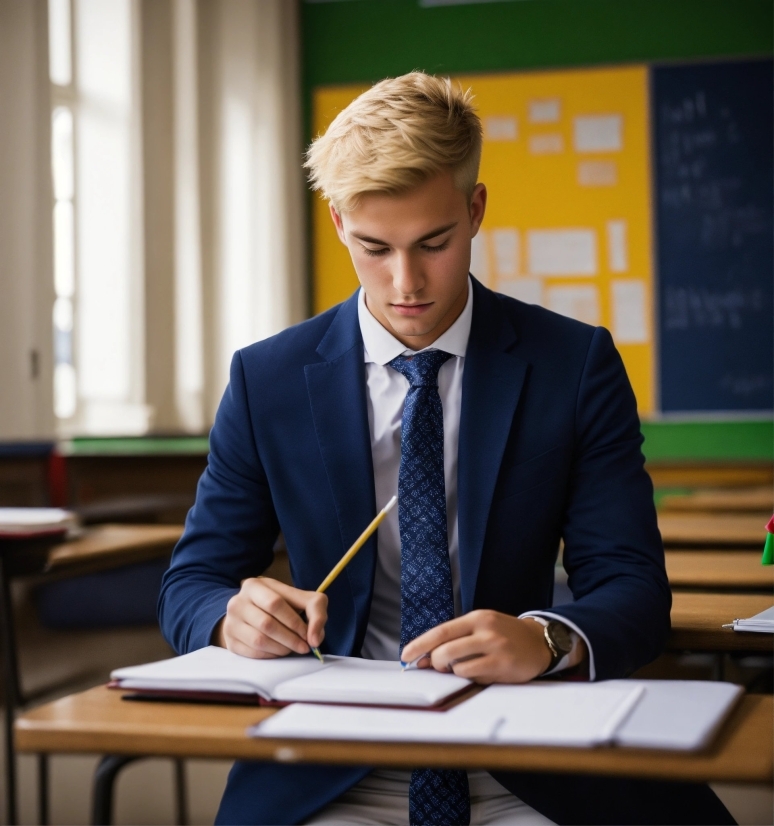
[[357, 278, 593, 676]]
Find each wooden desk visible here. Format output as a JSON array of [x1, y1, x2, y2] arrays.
[[669, 592, 773, 652], [46, 524, 183, 575], [14, 685, 773, 785], [666, 551, 774, 591], [659, 487, 773, 515], [647, 462, 773, 491], [658, 513, 767, 547]]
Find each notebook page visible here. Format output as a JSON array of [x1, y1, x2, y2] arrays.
[[448, 682, 645, 747], [272, 658, 471, 707], [250, 702, 496, 742], [112, 646, 326, 698], [608, 680, 744, 750]]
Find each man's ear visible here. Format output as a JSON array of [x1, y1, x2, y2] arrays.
[[329, 204, 347, 246], [469, 183, 487, 236]]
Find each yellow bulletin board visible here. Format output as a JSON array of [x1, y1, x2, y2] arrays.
[[311, 66, 655, 413]]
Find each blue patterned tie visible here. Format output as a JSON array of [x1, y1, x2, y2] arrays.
[[389, 350, 471, 826]]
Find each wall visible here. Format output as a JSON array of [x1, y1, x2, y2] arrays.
[[300, 0, 773, 461]]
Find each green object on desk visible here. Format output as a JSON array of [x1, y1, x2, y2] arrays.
[[763, 515, 774, 565]]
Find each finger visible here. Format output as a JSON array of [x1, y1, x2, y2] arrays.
[[227, 618, 296, 658], [428, 634, 488, 672], [227, 637, 288, 660], [238, 603, 310, 655], [449, 654, 501, 683], [244, 580, 310, 640], [253, 580, 329, 647], [401, 615, 475, 663]]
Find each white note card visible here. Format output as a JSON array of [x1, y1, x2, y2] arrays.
[[529, 99, 560, 123], [528, 229, 597, 277], [497, 277, 543, 306], [485, 116, 517, 141], [574, 115, 623, 152], [611, 280, 648, 343], [492, 229, 519, 277], [529, 134, 564, 155], [547, 285, 600, 326], [607, 220, 628, 272], [578, 161, 617, 187], [470, 230, 490, 282]]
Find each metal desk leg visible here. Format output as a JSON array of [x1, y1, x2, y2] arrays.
[[173, 758, 187, 825], [0, 553, 20, 825], [91, 755, 139, 825], [38, 753, 49, 825]]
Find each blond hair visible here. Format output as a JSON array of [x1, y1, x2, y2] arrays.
[[305, 71, 483, 213]]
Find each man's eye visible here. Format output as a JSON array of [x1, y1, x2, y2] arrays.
[[363, 247, 389, 257], [422, 240, 450, 254]]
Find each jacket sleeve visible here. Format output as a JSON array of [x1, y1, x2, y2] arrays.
[[158, 351, 280, 654], [543, 326, 671, 680]]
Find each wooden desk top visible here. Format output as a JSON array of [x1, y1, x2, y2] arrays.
[[44, 524, 183, 574], [14, 686, 772, 785], [666, 551, 774, 591], [658, 513, 767, 547], [647, 463, 773, 490], [660, 487, 773, 515], [669, 592, 773, 652]]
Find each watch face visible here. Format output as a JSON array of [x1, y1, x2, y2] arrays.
[[546, 621, 573, 655]]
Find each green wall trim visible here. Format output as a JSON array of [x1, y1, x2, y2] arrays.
[[641, 421, 774, 462], [61, 437, 210, 457], [302, 0, 773, 89]]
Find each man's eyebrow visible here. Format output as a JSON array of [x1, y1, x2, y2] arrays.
[[351, 222, 458, 247]]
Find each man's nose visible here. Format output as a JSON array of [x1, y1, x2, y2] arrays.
[[392, 252, 424, 296]]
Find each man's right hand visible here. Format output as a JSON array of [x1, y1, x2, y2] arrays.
[[213, 578, 328, 659]]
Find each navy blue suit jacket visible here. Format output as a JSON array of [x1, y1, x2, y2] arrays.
[[158, 277, 670, 824]]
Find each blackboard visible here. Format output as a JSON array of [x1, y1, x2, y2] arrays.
[[653, 60, 773, 414]]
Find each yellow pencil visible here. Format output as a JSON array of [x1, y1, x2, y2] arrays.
[[309, 495, 397, 661]]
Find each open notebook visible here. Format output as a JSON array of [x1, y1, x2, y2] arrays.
[[110, 646, 472, 708], [251, 679, 743, 752]]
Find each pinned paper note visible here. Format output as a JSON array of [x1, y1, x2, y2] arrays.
[[470, 230, 490, 282], [529, 99, 560, 123], [547, 285, 600, 326], [497, 277, 543, 306], [492, 229, 519, 277], [611, 280, 648, 343], [485, 116, 517, 141], [574, 115, 623, 152], [529, 134, 564, 155], [527, 229, 597, 277], [578, 161, 618, 186], [607, 220, 628, 272]]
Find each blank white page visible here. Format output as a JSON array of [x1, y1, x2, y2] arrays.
[[250, 702, 495, 742], [273, 659, 471, 707], [608, 680, 744, 750], [449, 682, 644, 747]]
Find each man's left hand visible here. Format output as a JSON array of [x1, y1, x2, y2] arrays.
[[401, 610, 583, 684]]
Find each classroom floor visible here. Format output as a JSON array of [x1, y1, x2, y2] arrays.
[[0, 582, 771, 825]]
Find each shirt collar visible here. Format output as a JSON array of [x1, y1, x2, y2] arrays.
[[357, 276, 474, 365]]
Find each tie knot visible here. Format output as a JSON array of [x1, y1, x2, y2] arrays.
[[388, 350, 453, 387]]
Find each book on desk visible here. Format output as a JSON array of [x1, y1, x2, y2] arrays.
[[112, 646, 744, 752]]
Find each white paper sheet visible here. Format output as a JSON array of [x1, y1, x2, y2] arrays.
[[528, 229, 597, 277], [733, 605, 774, 633], [529, 134, 564, 155], [529, 99, 560, 123], [546, 285, 601, 326], [492, 228, 519, 277], [607, 220, 628, 272], [611, 279, 648, 343], [574, 115, 622, 152], [578, 160, 617, 187], [485, 116, 517, 141], [497, 277, 543, 306]]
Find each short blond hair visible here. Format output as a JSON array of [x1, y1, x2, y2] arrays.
[[305, 71, 483, 213]]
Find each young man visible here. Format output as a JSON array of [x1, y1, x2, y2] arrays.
[[159, 73, 734, 826]]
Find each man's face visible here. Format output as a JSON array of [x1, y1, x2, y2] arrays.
[[330, 171, 487, 350]]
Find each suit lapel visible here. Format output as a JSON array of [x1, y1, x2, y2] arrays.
[[305, 293, 377, 653], [458, 280, 528, 613]]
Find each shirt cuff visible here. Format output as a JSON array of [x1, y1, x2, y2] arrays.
[[519, 611, 596, 681]]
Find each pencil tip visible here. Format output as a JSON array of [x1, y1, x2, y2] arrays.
[[312, 647, 324, 662]]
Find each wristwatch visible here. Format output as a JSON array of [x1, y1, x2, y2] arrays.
[[530, 617, 574, 673]]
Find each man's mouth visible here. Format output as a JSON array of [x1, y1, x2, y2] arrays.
[[392, 302, 432, 317]]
